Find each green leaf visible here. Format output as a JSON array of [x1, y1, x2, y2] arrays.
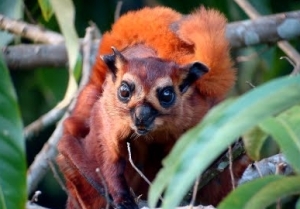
[[296, 197, 300, 209], [0, 53, 26, 208], [0, 0, 23, 46], [38, 0, 54, 21], [243, 126, 268, 161], [218, 175, 282, 209], [218, 175, 300, 209], [149, 75, 300, 209], [49, 0, 79, 71], [259, 105, 300, 173]]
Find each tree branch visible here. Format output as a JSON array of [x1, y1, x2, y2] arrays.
[[2, 44, 69, 70], [238, 154, 293, 185], [24, 104, 67, 140], [24, 26, 97, 140], [2, 40, 99, 70], [26, 29, 95, 194], [0, 14, 64, 44], [234, 0, 300, 75], [2, 10, 300, 70]]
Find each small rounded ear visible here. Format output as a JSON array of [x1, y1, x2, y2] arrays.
[[179, 62, 209, 93], [100, 46, 127, 79]]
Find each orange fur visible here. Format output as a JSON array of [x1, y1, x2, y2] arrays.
[[57, 6, 238, 209]]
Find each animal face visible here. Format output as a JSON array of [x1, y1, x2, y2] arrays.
[[101, 47, 209, 135]]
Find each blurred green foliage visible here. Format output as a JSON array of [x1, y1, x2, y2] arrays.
[[1, 0, 299, 208]]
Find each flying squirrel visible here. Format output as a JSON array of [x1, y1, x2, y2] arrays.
[[57, 6, 244, 209]]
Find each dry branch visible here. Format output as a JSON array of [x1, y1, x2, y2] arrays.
[[2, 10, 300, 70], [26, 28, 95, 194], [234, 0, 300, 75], [0, 14, 64, 44], [238, 154, 293, 185], [23, 26, 97, 140], [24, 104, 67, 140], [2, 44, 68, 70]]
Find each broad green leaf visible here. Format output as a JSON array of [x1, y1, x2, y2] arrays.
[[0, 0, 23, 46], [218, 175, 300, 209], [38, 0, 54, 21], [243, 126, 268, 161], [0, 53, 26, 208], [259, 105, 300, 173], [149, 75, 300, 209], [218, 175, 283, 209]]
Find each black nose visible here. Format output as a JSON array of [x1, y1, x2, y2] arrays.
[[132, 104, 157, 128]]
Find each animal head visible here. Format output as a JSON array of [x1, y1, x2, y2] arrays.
[[101, 47, 209, 136]]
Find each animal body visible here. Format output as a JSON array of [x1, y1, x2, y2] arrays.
[[57, 6, 237, 209]]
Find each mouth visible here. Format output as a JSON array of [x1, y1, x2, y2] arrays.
[[135, 126, 151, 135]]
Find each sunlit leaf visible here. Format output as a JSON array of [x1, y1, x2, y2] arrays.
[[38, 0, 54, 21], [218, 175, 282, 208], [259, 105, 300, 173], [243, 126, 268, 161], [218, 176, 300, 209]]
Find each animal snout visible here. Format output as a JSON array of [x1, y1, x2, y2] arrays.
[[131, 104, 158, 132]]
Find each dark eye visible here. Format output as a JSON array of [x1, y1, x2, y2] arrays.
[[157, 86, 176, 108], [118, 82, 133, 102]]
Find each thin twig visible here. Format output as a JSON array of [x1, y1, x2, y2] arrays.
[[280, 56, 296, 68], [22, 2, 37, 24], [96, 168, 110, 209], [27, 114, 67, 194], [114, 1, 123, 22], [234, 0, 300, 76], [88, 21, 102, 38], [126, 142, 164, 203], [126, 142, 152, 186], [0, 14, 64, 44], [236, 45, 270, 63], [228, 145, 236, 190], [30, 191, 42, 203], [81, 26, 95, 88], [48, 160, 81, 209], [234, 0, 260, 18], [246, 81, 256, 88], [276, 199, 281, 209], [189, 176, 200, 207], [24, 104, 67, 140], [275, 163, 286, 209], [48, 160, 67, 192], [253, 161, 263, 178], [277, 42, 300, 75]]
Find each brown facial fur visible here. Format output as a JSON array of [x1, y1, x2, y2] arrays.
[[102, 55, 210, 137]]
